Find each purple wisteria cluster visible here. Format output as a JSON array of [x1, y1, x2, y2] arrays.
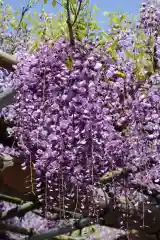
[[129, 73, 160, 188], [139, 0, 160, 36], [3, 39, 132, 214]]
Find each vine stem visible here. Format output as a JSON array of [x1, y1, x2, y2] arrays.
[[66, 0, 75, 46]]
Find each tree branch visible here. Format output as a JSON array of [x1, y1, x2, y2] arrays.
[[0, 51, 17, 70], [0, 152, 23, 171], [15, 5, 31, 38], [66, 0, 75, 46], [0, 201, 41, 220], [0, 194, 22, 204], [30, 218, 100, 240], [0, 88, 16, 110], [72, 0, 83, 26], [11, 0, 38, 53], [0, 222, 35, 235]]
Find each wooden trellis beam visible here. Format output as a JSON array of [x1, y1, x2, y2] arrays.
[[0, 51, 17, 109], [0, 51, 17, 70]]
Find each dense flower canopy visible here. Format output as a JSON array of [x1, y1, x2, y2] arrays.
[[1, 34, 158, 216], [4, 39, 125, 214]]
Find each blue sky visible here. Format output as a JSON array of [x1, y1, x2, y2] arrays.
[[5, 0, 142, 29]]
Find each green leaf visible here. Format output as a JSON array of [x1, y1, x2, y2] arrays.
[[103, 11, 109, 16], [21, 21, 27, 30], [106, 47, 117, 62], [111, 16, 119, 24], [7, 9, 13, 15], [93, 4, 100, 11], [147, 36, 154, 46], [44, 0, 48, 4], [138, 29, 147, 41], [88, 33, 95, 39], [125, 50, 135, 60], [136, 49, 145, 59], [29, 38, 41, 53], [119, 14, 127, 24], [10, 21, 18, 30], [65, 57, 73, 70], [136, 71, 146, 81], [76, 31, 85, 41], [52, 0, 56, 7], [110, 50, 117, 62], [72, 0, 76, 4], [110, 38, 118, 49], [71, 230, 81, 237], [100, 169, 123, 184], [97, 39, 106, 46], [115, 71, 126, 79], [135, 43, 146, 49]]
